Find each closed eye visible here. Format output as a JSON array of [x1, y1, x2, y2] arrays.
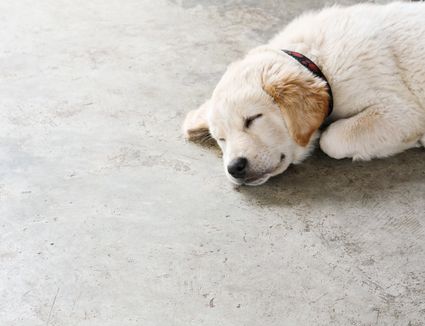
[[244, 113, 263, 129]]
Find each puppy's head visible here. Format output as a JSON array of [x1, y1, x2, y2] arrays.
[[183, 48, 329, 186]]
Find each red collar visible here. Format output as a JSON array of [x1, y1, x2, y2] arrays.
[[282, 50, 333, 116]]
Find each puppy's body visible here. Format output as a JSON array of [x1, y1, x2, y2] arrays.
[[269, 2, 425, 160], [271, 3, 425, 119], [184, 2, 425, 185]]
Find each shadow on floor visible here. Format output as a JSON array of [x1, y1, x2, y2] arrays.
[[237, 148, 425, 207]]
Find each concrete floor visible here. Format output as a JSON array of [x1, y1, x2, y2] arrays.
[[1, 0, 424, 325]]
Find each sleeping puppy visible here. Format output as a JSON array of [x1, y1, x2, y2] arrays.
[[183, 2, 425, 186]]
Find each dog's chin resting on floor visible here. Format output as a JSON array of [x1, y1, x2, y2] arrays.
[[182, 2, 425, 186]]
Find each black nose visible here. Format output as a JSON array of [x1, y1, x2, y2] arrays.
[[227, 157, 248, 179]]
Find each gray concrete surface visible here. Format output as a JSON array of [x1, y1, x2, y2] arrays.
[[1, 0, 424, 325]]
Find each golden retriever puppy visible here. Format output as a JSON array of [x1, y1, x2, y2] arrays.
[[183, 2, 425, 186]]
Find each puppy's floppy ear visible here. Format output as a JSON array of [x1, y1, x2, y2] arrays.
[[263, 72, 329, 147], [182, 99, 211, 142]]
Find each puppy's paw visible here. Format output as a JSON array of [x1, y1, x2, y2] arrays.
[[320, 123, 351, 160]]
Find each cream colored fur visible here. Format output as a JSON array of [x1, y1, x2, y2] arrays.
[[183, 2, 425, 186]]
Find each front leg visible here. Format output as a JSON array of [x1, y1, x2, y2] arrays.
[[320, 105, 424, 160]]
